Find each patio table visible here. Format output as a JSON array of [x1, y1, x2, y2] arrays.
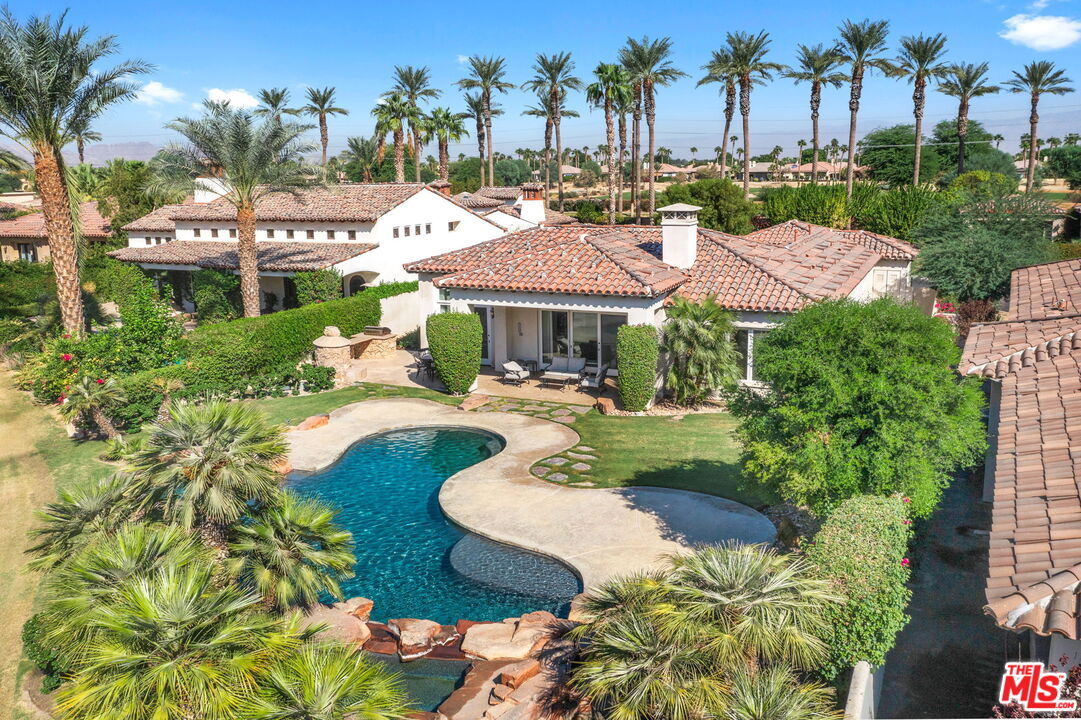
[[538, 371, 579, 391]]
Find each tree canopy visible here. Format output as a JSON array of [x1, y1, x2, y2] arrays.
[[658, 178, 754, 234], [859, 124, 943, 187]]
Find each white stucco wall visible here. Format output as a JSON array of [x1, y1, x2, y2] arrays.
[[378, 291, 421, 334], [848, 259, 913, 303]]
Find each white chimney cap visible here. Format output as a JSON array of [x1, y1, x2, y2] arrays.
[[658, 203, 702, 213]]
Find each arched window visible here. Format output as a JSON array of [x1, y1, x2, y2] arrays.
[[348, 275, 367, 296]]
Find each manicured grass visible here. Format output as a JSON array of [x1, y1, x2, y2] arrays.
[[1042, 190, 1079, 202], [252, 382, 460, 426]]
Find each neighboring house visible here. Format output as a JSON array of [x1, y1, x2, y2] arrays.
[[654, 163, 699, 180], [456, 183, 576, 232], [0, 201, 111, 263], [110, 181, 504, 312], [963, 257, 1081, 664], [405, 204, 919, 385]]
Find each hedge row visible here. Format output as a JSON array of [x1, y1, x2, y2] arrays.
[[426, 311, 481, 395], [615, 324, 659, 412], [805, 494, 913, 682], [115, 282, 416, 427]]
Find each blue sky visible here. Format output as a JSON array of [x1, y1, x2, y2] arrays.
[[17, 0, 1081, 159]]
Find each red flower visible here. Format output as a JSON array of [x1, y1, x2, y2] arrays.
[[61, 353, 72, 362], [902, 496, 911, 503], [901, 558, 910, 566], [902, 519, 912, 525], [57, 394, 65, 403], [96, 378, 105, 384], [62, 334, 71, 339]]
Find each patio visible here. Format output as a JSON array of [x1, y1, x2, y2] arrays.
[[356, 350, 620, 405]]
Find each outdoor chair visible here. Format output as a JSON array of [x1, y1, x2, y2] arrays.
[[500, 361, 531, 386], [579, 363, 610, 393]]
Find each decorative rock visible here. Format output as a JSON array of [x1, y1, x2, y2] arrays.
[[531, 466, 550, 477], [568, 593, 592, 622], [523, 405, 548, 412], [459, 394, 492, 412], [388, 618, 460, 661], [301, 606, 372, 645], [490, 684, 513, 705], [291, 413, 330, 431], [566, 451, 597, 460], [483, 702, 514, 720], [551, 408, 572, 417], [543, 457, 568, 466], [333, 597, 374, 622], [273, 457, 293, 475], [461, 616, 550, 660], [547, 472, 568, 482], [498, 659, 541, 689], [324, 326, 342, 337], [408, 713, 448, 720], [570, 463, 591, 472], [595, 397, 616, 414]]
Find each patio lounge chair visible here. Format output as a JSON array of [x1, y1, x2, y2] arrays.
[[579, 363, 610, 392], [538, 357, 588, 391], [500, 360, 531, 386]]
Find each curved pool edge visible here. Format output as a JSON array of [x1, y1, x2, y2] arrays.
[[285, 397, 776, 590]]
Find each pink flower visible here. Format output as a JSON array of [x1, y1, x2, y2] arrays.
[[57, 394, 65, 403], [96, 378, 104, 384], [901, 558, 910, 566], [903, 520, 912, 525], [902, 496, 911, 503], [62, 334, 71, 339], [61, 353, 72, 362]]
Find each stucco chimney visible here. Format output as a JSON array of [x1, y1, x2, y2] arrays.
[[194, 176, 228, 204], [520, 182, 546, 225], [659, 203, 701, 269], [429, 179, 452, 196]]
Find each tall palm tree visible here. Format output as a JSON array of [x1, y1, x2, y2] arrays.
[[70, 119, 102, 165], [698, 49, 738, 181], [1064, 133, 1080, 147], [895, 33, 949, 185], [228, 491, 356, 612], [1005, 61, 1075, 192], [662, 296, 741, 404], [59, 376, 127, 439], [389, 65, 441, 182], [938, 62, 1000, 175], [129, 400, 288, 556], [372, 93, 418, 183], [462, 92, 489, 185], [457, 56, 514, 187], [0, 9, 149, 336], [615, 90, 632, 213], [56, 562, 298, 720], [343, 135, 380, 182], [301, 86, 348, 166], [522, 91, 577, 201], [994, 133, 1006, 149], [154, 102, 317, 317], [253, 87, 299, 120], [783, 44, 846, 185], [620, 37, 686, 218], [726, 31, 783, 198], [426, 106, 468, 181], [587, 63, 633, 223], [523, 53, 582, 211], [240, 642, 408, 720], [835, 19, 895, 198]]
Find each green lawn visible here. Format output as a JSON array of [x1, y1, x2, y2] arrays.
[[1042, 190, 1079, 202], [252, 382, 460, 426]]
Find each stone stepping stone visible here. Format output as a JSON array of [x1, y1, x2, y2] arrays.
[[569, 405, 592, 414], [576, 481, 597, 487], [567, 451, 597, 461], [523, 405, 549, 412], [552, 415, 576, 424], [532, 466, 550, 477], [474, 406, 495, 412], [575, 446, 595, 452], [571, 462, 591, 471], [548, 472, 568, 482], [551, 409, 572, 417], [543, 457, 568, 466]]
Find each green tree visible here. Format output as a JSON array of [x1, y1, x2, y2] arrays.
[[659, 179, 755, 233], [722, 32, 780, 198], [227, 491, 356, 612], [388, 65, 441, 182], [59, 376, 127, 439], [728, 298, 987, 517], [698, 50, 738, 182], [0, 9, 150, 335], [112, 273, 185, 373], [859, 124, 943, 186], [372, 93, 419, 183], [457, 56, 514, 187], [894, 33, 949, 185], [153, 103, 317, 317], [293, 268, 344, 305], [937, 63, 1000, 175], [782, 45, 847, 185], [253, 87, 300, 120], [662, 296, 741, 405], [1044, 145, 1081, 189], [523, 52, 582, 212], [1006, 61, 1075, 192], [341, 136, 380, 182], [94, 158, 184, 231], [301, 86, 348, 167], [588, 63, 633, 223], [929, 117, 996, 174], [426, 107, 468, 181]]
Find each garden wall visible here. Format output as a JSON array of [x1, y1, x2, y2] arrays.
[[378, 290, 420, 334], [844, 662, 883, 720]]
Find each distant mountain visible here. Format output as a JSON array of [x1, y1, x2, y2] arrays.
[[1, 142, 162, 166]]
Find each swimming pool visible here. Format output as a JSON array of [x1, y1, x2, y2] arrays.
[[287, 426, 580, 624]]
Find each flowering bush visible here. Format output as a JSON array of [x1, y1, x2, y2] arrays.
[[934, 300, 957, 314]]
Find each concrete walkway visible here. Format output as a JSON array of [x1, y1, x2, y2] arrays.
[[287, 398, 775, 589]]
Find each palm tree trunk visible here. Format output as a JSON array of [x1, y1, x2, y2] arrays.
[[157, 393, 172, 424], [475, 118, 486, 187], [413, 129, 423, 182], [544, 118, 553, 203], [739, 77, 752, 199], [439, 139, 449, 181], [32, 145, 84, 336], [320, 115, 329, 166], [605, 95, 617, 225], [1026, 94, 1039, 193], [720, 83, 734, 182], [554, 91, 565, 213], [912, 78, 926, 185], [632, 85, 642, 223], [200, 521, 231, 561], [645, 81, 657, 218], [90, 407, 119, 440], [484, 92, 495, 187], [957, 100, 969, 175], [845, 68, 863, 199], [810, 82, 821, 185], [617, 114, 627, 215], [77, 138, 85, 165], [394, 129, 406, 183], [237, 204, 260, 318]]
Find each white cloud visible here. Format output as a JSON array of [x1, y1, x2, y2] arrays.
[[205, 88, 259, 108], [1000, 13, 1081, 50], [457, 55, 469, 64], [134, 81, 183, 105]]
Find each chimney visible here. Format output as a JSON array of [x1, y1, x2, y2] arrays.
[[429, 179, 452, 196], [194, 176, 228, 204], [520, 182, 546, 225], [659, 203, 701, 269]]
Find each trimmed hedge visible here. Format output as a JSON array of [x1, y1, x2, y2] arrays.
[[615, 324, 659, 412], [806, 495, 913, 681], [426, 311, 481, 395]]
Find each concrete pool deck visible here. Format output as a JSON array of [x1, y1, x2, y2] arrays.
[[286, 398, 776, 589]]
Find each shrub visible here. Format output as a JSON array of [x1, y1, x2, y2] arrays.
[[658, 179, 755, 234], [573, 169, 597, 188], [956, 299, 998, 341], [22, 613, 69, 692], [192, 269, 241, 323], [294, 268, 344, 306], [807, 495, 913, 681], [426, 311, 481, 395], [662, 296, 740, 404], [297, 363, 335, 393], [398, 327, 420, 351], [0, 260, 54, 318], [81, 252, 147, 304], [946, 170, 1018, 201], [615, 324, 659, 412]]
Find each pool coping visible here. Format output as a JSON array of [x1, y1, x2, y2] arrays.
[[286, 397, 776, 590]]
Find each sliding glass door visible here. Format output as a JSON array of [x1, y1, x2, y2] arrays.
[[541, 310, 626, 367]]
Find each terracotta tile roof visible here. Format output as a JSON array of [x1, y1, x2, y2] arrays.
[[121, 204, 185, 233], [746, 219, 917, 260], [452, 192, 505, 209], [674, 232, 807, 312], [476, 186, 522, 201], [170, 184, 427, 223], [1009, 258, 1081, 320], [961, 258, 1081, 638], [0, 201, 110, 238], [483, 205, 577, 226], [108, 240, 375, 272]]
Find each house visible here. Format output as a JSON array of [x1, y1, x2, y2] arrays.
[[110, 180, 504, 312], [962, 257, 1081, 664], [455, 183, 576, 232], [654, 163, 699, 180], [404, 205, 919, 385], [0, 201, 111, 263]]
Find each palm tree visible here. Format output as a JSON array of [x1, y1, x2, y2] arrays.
[[615, 90, 632, 213], [373, 94, 418, 183], [0, 10, 149, 336], [153, 102, 317, 317], [895, 33, 949, 185], [241, 642, 408, 720], [301, 86, 348, 166], [151, 376, 185, 424], [70, 119, 102, 165], [620, 37, 686, 218], [523, 53, 582, 211], [698, 49, 738, 181], [1005, 61, 1075, 192], [938, 62, 1000, 175], [228, 491, 356, 612], [426, 107, 468, 182], [783, 44, 846, 185], [835, 19, 895, 198], [796, 139, 807, 182], [994, 132, 1006, 150], [663, 297, 741, 405], [457, 56, 514, 188], [26, 474, 133, 570], [253, 87, 299, 120], [462, 92, 490, 185], [56, 562, 298, 720], [389, 65, 441, 182], [1065, 133, 1080, 147], [129, 400, 287, 556], [689, 146, 698, 164], [522, 91, 578, 200], [724, 665, 841, 720], [587, 63, 633, 223], [726, 31, 783, 198], [59, 376, 127, 439], [343, 135, 380, 182]]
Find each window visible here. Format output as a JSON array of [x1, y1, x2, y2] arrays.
[[404, 226, 411, 237], [872, 267, 904, 299], [266, 229, 275, 239], [393, 227, 400, 238], [145, 238, 152, 246], [229, 228, 236, 238], [17, 243, 36, 262], [306, 230, 315, 240], [437, 288, 451, 313], [329, 230, 337, 240], [210, 229, 218, 238], [286, 229, 295, 239], [733, 328, 770, 382], [155, 237, 163, 245], [541, 311, 625, 366], [415, 224, 421, 236], [348, 230, 356, 240], [448, 221, 460, 232], [193, 228, 201, 238], [425, 223, 432, 234]]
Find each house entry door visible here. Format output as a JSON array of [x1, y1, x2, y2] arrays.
[[471, 306, 492, 365]]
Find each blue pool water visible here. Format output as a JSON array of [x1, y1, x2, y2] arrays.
[[287, 426, 580, 624]]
